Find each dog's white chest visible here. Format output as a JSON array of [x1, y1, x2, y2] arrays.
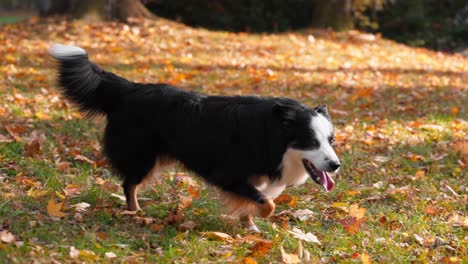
[[254, 149, 309, 199]]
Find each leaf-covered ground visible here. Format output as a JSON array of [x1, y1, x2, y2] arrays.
[[0, 17, 467, 263]]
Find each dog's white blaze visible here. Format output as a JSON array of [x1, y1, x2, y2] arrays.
[[49, 43, 86, 59], [301, 114, 339, 171]]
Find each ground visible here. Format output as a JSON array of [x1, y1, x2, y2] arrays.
[[0, 17, 466, 263]]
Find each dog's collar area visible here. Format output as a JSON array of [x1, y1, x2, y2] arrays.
[[302, 159, 335, 191]]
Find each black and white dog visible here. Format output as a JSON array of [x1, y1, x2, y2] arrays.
[[49, 44, 340, 232]]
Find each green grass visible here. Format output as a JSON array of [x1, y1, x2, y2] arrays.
[[0, 17, 466, 263]]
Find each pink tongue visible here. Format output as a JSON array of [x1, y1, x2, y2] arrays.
[[319, 172, 335, 191]]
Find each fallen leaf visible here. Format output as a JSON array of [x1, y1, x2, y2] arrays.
[[47, 198, 67, 218], [349, 204, 366, 219], [243, 257, 258, 264], [105, 252, 117, 259], [178, 220, 197, 231], [69, 246, 80, 259], [164, 210, 184, 225], [187, 185, 200, 198], [249, 239, 273, 257], [291, 209, 315, 221], [331, 202, 350, 212], [25, 139, 40, 157], [339, 216, 363, 234], [178, 196, 192, 210], [63, 184, 82, 197], [0, 230, 15, 243], [280, 246, 301, 264], [27, 188, 49, 198], [361, 252, 372, 264], [150, 223, 164, 232], [274, 193, 292, 205], [287, 227, 321, 245], [201, 231, 233, 242], [70, 202, 90, 212]]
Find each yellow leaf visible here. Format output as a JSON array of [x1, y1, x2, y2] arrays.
[[361, 252, 372, 264], [201, 231, 233, 242], [349, 204, 366, 219], [280, 246, 301, 264], [47, 198, 67, 218], [27, 188, 49, 198], [331, 202, 350, 212]]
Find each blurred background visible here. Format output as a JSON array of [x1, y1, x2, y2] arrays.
[[1, 0, 467, 53]]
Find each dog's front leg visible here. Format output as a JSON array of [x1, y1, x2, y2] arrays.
[[240, 215, 260, 233]]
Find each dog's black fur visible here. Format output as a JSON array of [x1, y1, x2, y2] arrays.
[[51, 45, 323, 207]]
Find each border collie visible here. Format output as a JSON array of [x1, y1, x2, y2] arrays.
[[49, 44, 340, 232]]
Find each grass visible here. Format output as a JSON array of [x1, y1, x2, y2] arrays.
[[0, 17, 467, 263]]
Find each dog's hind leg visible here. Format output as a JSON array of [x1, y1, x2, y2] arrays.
[[121, 157, 174, 211], [123, 180, 140, 211]]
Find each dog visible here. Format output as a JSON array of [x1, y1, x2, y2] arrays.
[[49, 44, 341, 232]]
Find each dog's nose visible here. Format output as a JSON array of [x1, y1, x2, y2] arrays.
[[329, 161, 341, 171]]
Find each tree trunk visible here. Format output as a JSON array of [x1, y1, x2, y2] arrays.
[[312, 0, 353, 31], [38, 0, 154, 21]]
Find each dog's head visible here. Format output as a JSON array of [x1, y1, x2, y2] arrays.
[[276, 102, 340, 191]]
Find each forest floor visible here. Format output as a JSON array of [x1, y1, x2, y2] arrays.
[[0, 17, 466, 263]]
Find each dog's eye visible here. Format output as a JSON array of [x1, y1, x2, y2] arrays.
[[329, 136, 335, 146]]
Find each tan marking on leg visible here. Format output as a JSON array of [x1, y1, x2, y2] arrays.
[[217, 189, 276, 218], [126, 184, 140, 211]]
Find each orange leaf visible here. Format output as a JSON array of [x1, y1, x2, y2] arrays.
[[47, 198, 67, 218], [187, 185, 200, 198], [339, 216, 363, 234], [249, 239, 273, 257], [243, 257, 258, 264], [274, 194, 292, 205]]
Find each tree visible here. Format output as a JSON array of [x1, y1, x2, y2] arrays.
[[312, 0, 354, 31], [38, 0, 154, 21]]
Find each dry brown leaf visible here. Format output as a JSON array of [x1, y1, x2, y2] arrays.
[[0, 230, 15, 243], [164, 210, 184, 225], [25, 138, 40, 157], [280, 246, 301, 264], [178, 220, 197, 231], [150, 223, 164, 232], [178, 196, 193, 210], [63, 184, 82, 197], [47, 198, 67, 218]]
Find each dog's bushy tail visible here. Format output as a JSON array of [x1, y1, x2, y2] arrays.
[[49, 43, 131, 117]]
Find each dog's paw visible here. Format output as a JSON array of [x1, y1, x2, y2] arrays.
[[246, 224, 261, 233]]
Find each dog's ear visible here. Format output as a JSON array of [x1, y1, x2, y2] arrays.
[[315, 105, 330, 119], [274, 103, 297, 125]]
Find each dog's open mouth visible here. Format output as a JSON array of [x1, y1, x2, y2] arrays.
[[302, 159, 335, 191]]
